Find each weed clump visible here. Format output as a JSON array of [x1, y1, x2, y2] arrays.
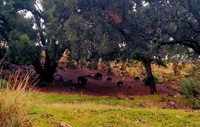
[[0, 70, 37, 127], [180, 77, 200, 109]]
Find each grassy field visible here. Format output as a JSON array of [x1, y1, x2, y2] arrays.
[[30, 93, 200, 127]]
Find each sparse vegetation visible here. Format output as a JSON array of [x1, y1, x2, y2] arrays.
[[180, 76, 200, 109]]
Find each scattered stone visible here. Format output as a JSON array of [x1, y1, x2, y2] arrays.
[[169, 101, 177, 109], [129, 96, 135, 100], [174, 94, 181, 97], [169, 101, 175, 106], [60, 122, 72, 127]]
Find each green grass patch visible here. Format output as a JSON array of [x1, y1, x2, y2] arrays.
[[31, 102, 200, 127], [29, 93, 200, 127]]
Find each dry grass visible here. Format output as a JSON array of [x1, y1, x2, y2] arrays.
[[0, 70, 38, 127]]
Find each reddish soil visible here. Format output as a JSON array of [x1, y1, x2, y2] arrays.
[[38, 68, 177, 97]]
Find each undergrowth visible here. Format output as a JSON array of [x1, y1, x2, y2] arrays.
[[0, 70, 37, 127]]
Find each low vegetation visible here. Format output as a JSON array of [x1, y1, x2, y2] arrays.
[[1, 0, 200, 126], [30, 93, 199, 127], [1, 70, 200, 127], [0, 71, 37, 127]]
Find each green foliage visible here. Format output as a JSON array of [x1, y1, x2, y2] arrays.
[[0, 46, 7, 59], [66, 61, 77, 69], [131, 60, 140, 68], [166, 75, 173, 84], [143, 75, 160, 86], [172, 60, 181, 76], [31, 93, 199, 127], [187, 61, 200, 78], [79, 59, 86, 69], [185, 98, 200, 110], [180, 77, 200, 109], [0, 79, 8, 89], [38, 80, 50, 87], [180, 77, 200, 99], [7, 34, 41, 65], [87, 60, 98, 70], [130, 69, 139, 77], [180, 61, 200, 109]]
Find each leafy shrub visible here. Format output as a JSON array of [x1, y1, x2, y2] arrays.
[[180, 77, 200, 98], [79, 59, 86, 69], [0, 47, 7, 59], [166, 75, 173, 84], [180, 62, 200, 109], [131, 60, 140, 68], [187, 61, 200, 78], [38, 80, 50, 87], [0, 70, 37, 126], [7, 34, 41, 65], [130, 69, 139, 77], [0, 79, 8, 89], [87, 61, 98, 70], [143, 75, 160, 86], [172, 60, 181, 76], [185, 98, 200, 109], [66, 61, 77, 69]]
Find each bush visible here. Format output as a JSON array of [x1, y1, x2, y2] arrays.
[[0, 47, 7, 59], [130, 69, 139, 77], [87, 61, 98, 70], [166, 75, 173, 84], [38, 80, 50, 87], [7, 34, 41, 65], [0, 79, 8, 89], [185, 98, 200, 109], [0, 70, 37, 126], [180, 77, 200, 109], [180, 77, 200, 99], [66, 61, 77, 69], [79, 59, 86, 69], [143, 75, 160, 86]]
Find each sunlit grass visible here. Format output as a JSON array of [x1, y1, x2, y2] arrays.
[[0, 70, 38, 127], [28, 93, 200, 127], [31, 98, 200, 127]]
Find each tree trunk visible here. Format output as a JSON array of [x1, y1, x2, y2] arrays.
[[32, 50, 57, 83], [142, 59, 157, 94]]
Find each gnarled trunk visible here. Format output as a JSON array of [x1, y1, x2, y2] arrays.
[[32, 50, 57, 83], [142, 59, 157, 94]]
